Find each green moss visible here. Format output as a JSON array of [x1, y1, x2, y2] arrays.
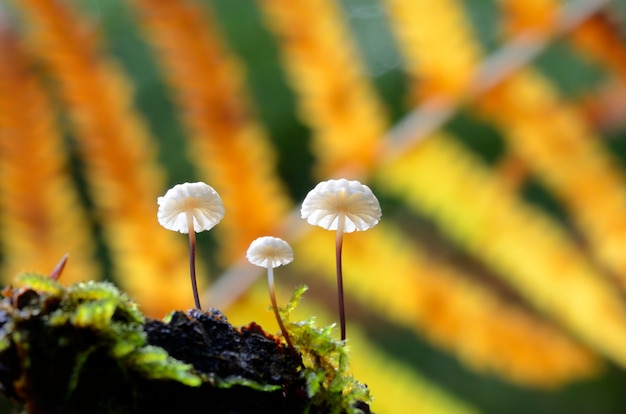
[[282, 286, 372, 414], [204, 374, 282, 392], [0, 275, 371, 412], [14, 273, 64, 296], [7, 273, 202, 389], [129, 345, 201, 387]]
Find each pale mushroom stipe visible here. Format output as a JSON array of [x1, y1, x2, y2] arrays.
[[301, 178, 381, 340], [247, 236, 296, 355], [157, 182, 224, 310]]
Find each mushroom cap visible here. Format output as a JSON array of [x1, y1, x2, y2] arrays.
[[301, 178, 381, 233], [157, 182, 225, 233], [246, 236, 294, 268]]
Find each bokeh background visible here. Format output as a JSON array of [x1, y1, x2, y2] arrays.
[[2, 0, 626, 412]]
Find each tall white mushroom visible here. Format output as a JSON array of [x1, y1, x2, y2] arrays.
[[246, 236, 296, 352], [157, 182, 224, 310], [301, 178, 381, 340]]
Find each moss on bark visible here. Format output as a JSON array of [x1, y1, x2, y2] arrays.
[[0, 274, 371, 413]]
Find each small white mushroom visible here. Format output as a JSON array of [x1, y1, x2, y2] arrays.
[[300, 178, 381, 340], [247, 236, 296, 353], [247, 236, 294, 269], [157, 182, 224, 310]]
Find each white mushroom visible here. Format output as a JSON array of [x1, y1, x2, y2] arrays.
[[301, 178, 381, 233], [300, 178, 381, 340], [157, 182, 224, 310], [247, 236, 297, 354], [157, 182, 224, 234], [247, 236, 294, 269]]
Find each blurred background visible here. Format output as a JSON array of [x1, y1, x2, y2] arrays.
[[2, 0, 626, 412]]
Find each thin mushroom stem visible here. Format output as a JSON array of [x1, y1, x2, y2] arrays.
[[335, 213, 346, 341], [186, 212, 202, 310], [267, 266, 298, 356]]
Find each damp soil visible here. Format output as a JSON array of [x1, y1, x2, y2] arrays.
[[141, 308, 309, 413]]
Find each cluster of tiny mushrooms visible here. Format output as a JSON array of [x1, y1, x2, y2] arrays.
[[157, 179, 382, 349]]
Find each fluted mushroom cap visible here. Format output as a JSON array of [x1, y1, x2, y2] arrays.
[[301, 179, 381, 233], [246, 236, 294, 268], [157, 182, 225, 233]]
